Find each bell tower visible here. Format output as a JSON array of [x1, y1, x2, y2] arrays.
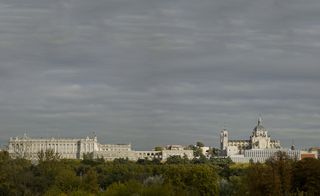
[[220, 129, 228, 154]]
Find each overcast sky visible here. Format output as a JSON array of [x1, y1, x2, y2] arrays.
[[0, 0, 320, 150]]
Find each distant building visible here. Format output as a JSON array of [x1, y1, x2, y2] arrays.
[[300, 148, 318, 159], [308, 147, 320, 159], [7, 134, 193, 161], [200, 146, 210, 157], [220, 117, 281, 157], [220, 117, 300, 163], [229, 148, 301, 163], [8, 134, 99, 160], [166, 144, 184, 151], [300, 153, 317, 159]]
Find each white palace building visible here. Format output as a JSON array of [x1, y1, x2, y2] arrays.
[[220, 118, 301, 163], [7, 134, 193, 162]]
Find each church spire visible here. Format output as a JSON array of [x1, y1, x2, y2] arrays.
[[258, 116, 262, 125]]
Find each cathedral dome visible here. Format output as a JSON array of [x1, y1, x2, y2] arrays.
[[253, 117, 266, 132], [253, 124, 266, 132]]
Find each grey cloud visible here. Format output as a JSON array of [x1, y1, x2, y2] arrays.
[[0, 0, 320, 149]]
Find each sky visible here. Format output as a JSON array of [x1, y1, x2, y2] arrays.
[[0, 0, 320, 150]]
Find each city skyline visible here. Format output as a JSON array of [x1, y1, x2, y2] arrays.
[[3, 117, 316, 150], [1, 0, 320, 150]]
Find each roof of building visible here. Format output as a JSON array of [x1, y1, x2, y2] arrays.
[[253, 117, 267, 132]]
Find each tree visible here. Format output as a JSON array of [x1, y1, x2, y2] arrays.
[[37, 149, 61, 163], [82, 152, 94, 161], [0, 151, 10, 163], [292, 158, 320, 194], [113, 158, 131, 164], [246, 162, 271, 196], [36, 149, 63, 190], [104, 180, 143, 195], [192, 154, 208, 164], [166, 155, 189, 164], [207, 148, 220, 157], [137, 158, 153, 165], [265, 151, 293, 195], [81, 152, 105, 166], [154, 146, 163, 151], [54, 169, 81, 193], [187, 145, 203, 157], [163, 164, 219, 195], [196, 141, 205, 148], [246, 151, 294, 196], [0, 155, 33, 195], [210, 157, 233, 168], [81, 168, 99, 194]]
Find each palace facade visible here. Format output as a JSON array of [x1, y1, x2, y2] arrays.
[[7, 134, 193, 161]]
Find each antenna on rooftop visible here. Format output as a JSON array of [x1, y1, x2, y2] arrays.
[[258, 113, 263, 125], [92, 130, 97, 140], [23, 129, 28, 138], [223, 122, 227, 130]]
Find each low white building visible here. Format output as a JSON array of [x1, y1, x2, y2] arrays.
[[229, 148, 301, 163], [161, 149, 193, 160]]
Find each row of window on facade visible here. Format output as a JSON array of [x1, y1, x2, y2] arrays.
[[138, 152, 160, 156], [11, 143, 95, 153], [11, 143, 98, 148], [101, 148, 129, 151], [229, 142, 249, 146]]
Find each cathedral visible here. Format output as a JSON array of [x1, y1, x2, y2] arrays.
[[220, 117, 281, 156]]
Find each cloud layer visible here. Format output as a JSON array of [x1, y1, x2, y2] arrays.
[[1, 0, 320, 149]]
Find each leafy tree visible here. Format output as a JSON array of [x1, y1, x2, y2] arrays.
[[246, 162, 271, 196], [163, 164, 219, 195], [0, 156, 33, 195], [104, 180, 143, 196], [54, 168, 81, 192], [151, 158, 162, 165], [36, 150, 64, 191], [143, 175, 164, 186], [81, 152, 105, 166], [292, 158, 320, 194], [187, 144, 203, 157], [142, 183, 176, 196], [69, 190, 95, 196], [166, 155, 190, 164], [81, 168, 99, 194], [192, 154, 209, 164], [154, 146, 163, 151], [0, 151, 10, 163], [246, 151, 294, 196], [43, 186, 65, 196], [113, 158, 131, 164], [210, 157, 233, 167], [82, 152, 94, 161], [137, 158, 155, 165], [38, 149, 61, 162], [207, 147, 220, 157], [265, 151, 293, 196], [196, 141, 205, 147], [229, 175, 249, 196]]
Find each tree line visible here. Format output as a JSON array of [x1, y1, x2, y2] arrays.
[[0, 149, 319, 195]]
